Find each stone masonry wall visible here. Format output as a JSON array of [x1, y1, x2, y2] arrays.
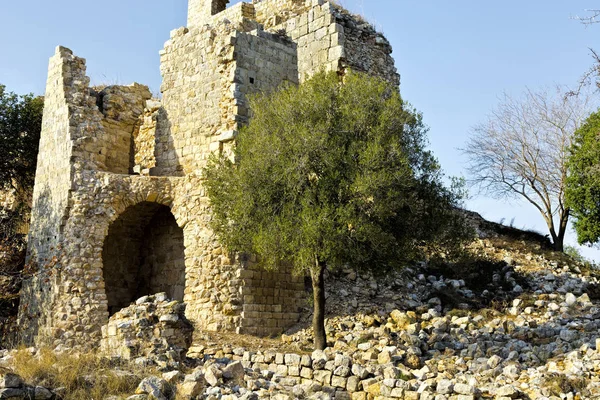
[[19, 47, 305, 344], [253, 0, 310, 25], [140, 206, 187, 303], [93, 84, 152, 175], [155, 24, 236, 176], [257, 0, 343, 80], [21, 0, 399, 349], [102, 202, 186, 315], [188, 0, 236, 27], [332, 6, 399, 87], [20, 47, 89, 343], [133, 100, 161, 174], [27, 47, 80, 268]]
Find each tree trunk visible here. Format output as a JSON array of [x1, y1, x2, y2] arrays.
[[553, 235, 564, 252], [548, 209, 569, 252], [553, 209, 569, 252], [311, 261, 326, 351]]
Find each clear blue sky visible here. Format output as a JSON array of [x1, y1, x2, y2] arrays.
[[2, 0, 600, 259]]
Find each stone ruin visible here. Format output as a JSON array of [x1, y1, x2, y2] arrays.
[[18, 0, 399, 351]]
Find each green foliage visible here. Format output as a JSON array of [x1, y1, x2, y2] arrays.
[[204, 71, 469, 275], [0, 84, 43, 194], [564, 245, 586, 263], [566, 109, 600, 245], [0, 85, 43, 343]]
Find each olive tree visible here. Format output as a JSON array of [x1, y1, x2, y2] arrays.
[[204, 71, 468, 349], [0, 84, 43, 214], [463, 86, 592, 252]]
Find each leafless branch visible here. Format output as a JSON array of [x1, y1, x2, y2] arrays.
[[572, 9, 600, 25]]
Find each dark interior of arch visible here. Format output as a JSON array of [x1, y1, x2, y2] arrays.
[[102, 202, 186, 315]]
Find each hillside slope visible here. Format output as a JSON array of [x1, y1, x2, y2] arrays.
[[1, 212, 599, 399]]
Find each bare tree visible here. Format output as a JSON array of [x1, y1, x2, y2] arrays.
[[463, 86, 593, 252], [573, 9, 600, 25], [571, 10, 600, 93]]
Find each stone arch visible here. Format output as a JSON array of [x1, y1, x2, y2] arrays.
[[101, 201, 186, 315]]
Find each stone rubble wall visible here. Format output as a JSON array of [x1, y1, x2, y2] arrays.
[[92, 84, 152, 175], [20, 46, 92, 344], [133, 100, 161, 174], [331, 6, 400, 88], [0, 371, 56, 400], [100, 293, 193, 367]]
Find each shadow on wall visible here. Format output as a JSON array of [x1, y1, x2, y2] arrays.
[[17, 185, 64, 346], [101, 201, 186, 316], [151, 108, 184, 177]]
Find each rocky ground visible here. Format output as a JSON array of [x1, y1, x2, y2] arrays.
[[1, 218, 600, 400]]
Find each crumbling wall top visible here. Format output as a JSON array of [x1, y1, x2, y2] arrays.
[[188, 0, 231, 26], [187, 0, 322, 29]]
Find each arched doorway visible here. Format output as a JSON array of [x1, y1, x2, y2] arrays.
[[102, 202, 185, 315]]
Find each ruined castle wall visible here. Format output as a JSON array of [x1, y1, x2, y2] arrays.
[[95, 85, 152, 175], [156, 18, 305, 336], [237, 264, 304, 335], [332, 7, 399, 87], [27, 48, 83, 266], [21, 0, 398, 348], [202, 27, 304, 334], [207, 2, 256, 27], [255, 0, 399, 85], [20, 47, 101, 343], [253, 0, 310, 27], [19, 48, 171, 347], [155, 24, 237, 175], [219, 28, 299, 159], [235, 29, 299, 95], [37, 171, 181, 347], [133, 101, 161, 174], [188, 0, 233, 27], [260, 1, 345, 81]]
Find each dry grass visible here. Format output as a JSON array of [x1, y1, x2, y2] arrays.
[[539, 372, 590, 397], [8, 347, 154, 399]]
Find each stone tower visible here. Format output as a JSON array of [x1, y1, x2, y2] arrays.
[[19, 0, 399, 349], [188, 0, 231, 25]]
